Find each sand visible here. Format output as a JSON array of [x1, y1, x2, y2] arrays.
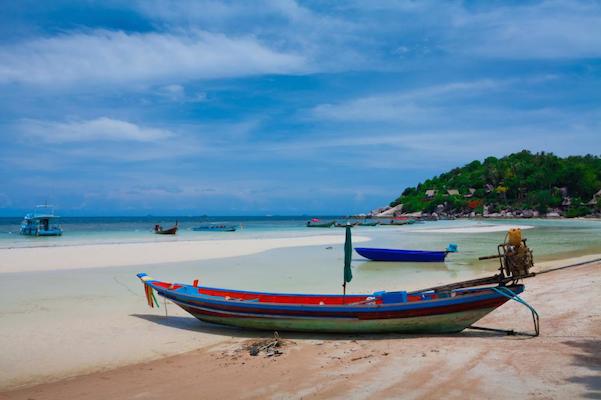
[[2, 259, 599, 400], [0, 234, 375, 391], [0, 234, 370, 273]]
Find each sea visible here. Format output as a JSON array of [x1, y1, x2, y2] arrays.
[[1, 216, 600, 292]]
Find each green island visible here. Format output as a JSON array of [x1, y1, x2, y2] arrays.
[[384, 151, 601, 218]]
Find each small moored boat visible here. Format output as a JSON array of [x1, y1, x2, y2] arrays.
[[306, 219, 335, 228], [355, 244, 457, 262], [380, 218, 416, 226], [192, 223, 238, 232], [154, 222, 178, 235], [358, 221, 379, 226], [20, 205, 63, 236]]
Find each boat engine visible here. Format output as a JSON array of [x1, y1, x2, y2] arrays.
[[479, 228, 534, 283]]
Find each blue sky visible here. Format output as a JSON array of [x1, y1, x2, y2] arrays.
[[0, 0, 600, 216]]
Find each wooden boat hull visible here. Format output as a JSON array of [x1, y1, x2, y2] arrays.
[[155, 226, 178, 235], [179, 302, 498, 334], [356, 247, 448, 262], [137, 273, 522, 334]]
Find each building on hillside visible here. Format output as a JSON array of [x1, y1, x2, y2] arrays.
[[425, 190, 436, 198], [447, 189, 459, 196]]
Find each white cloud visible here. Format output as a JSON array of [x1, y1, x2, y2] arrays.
[[448, 1, 601, 59], [137, 1, 601, 63], [18, 117, 174, 143], [311, 80, 505, 122], [156, 84, 207, 102], [134, 0, 366, 71], [0, 30, 307, 86]]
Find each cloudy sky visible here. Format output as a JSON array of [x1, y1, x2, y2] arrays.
[[0, 0, 600, 216]]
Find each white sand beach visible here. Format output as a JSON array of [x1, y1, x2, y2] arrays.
[[0, 234, 372, 390], [2, 259, 599, 400], [0, 234, 370, 274]]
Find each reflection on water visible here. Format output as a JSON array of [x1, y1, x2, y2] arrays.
[[356, 260, 450, 273]]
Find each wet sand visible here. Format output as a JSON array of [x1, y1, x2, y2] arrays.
[[2, 261, 599, 400]]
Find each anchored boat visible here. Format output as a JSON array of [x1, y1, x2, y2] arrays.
[[355, 244, 457, 262], [154, 222, 178, 235], [357, 221, 379, 226], [192, 223, 238, 232], [20, 205, 63, 236], [306, 219, 335, 228]]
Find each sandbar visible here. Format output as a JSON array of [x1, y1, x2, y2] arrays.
[[0, 234, 370, 274]]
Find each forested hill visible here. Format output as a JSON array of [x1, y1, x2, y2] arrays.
[[390, 151, 601, 217]]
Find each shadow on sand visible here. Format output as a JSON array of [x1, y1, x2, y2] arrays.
[[564, 339, 601, 399]]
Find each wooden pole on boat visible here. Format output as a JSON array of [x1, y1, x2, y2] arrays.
[[342, 225, 353, 303]]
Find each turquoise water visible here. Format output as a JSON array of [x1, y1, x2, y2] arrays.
[[2, 216, 600, 261], [0, 216, 348, 247], [2, 216, 599, 293]]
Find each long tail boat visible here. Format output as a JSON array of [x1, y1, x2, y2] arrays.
[[154, 222, 178, 235], [306, 220, 335, 228], [192, 223, 238, 232], [137, 273, 523, 333], [357, 221, 379, 226]]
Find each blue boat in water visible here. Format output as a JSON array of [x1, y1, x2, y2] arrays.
[[20, 205, 63, 236], [355, 244, 457, 262], [192, 223, 238, 232]]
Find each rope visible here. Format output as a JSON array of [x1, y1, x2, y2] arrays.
[[535, 257, 601, 275]]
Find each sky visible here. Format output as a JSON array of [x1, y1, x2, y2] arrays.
[[0, 0, 600, 216]]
